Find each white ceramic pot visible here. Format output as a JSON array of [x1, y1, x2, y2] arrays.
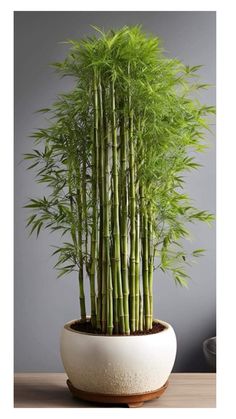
[[60, 319, 177, 395]]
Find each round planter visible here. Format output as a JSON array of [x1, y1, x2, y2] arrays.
[[203, 336, 216, 372], [60, 319, 177, 407]]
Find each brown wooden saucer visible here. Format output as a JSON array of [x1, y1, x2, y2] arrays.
[[67, 379, 168, 407]]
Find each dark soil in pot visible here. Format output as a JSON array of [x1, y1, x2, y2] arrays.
[[70, 319, 166, 336]]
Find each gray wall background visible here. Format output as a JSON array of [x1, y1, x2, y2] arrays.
[[14, 11, 216, 372]]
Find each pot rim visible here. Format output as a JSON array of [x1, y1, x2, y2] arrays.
[[63, 318, 171, 337]]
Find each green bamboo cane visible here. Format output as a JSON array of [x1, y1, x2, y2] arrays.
[[140, 184, 151, 330], [111, 236, 119, 333], [135, 117, 143, 331], [138, 118, 151, 330], [101, 253, 107, 333], [96, 75, 105, 330], [102, 84, 112, 334], [95, 76, 100, 326], [144, 208, 152, 329], [148, 205, 154, 328], [66, 139, 77, 248], [110, 187, 119, 334], [107, 264, 114, 336], [90, 68, 99, 328], [75, 173, 87, 321], [111, 78, 124, 334], [67, 134, 86, 321], [135, 202, 140, 330], [100, 82, 118, 334], [120, 105, 130, 335], [139, 188, 144, 329], [128, 63, 136, 332], [105, 147, 113, 335], [139, 291, 143, 331], [81, 138, 91, 322], [82, 143, 88, 273]]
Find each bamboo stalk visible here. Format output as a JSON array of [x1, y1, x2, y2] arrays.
[[139, 291, 143, 331], [107, 265, 114, 336], [139, 190, 144, 330], [101, 256, 107, 333], [81, 139, 91, 322], [102, 85, 119, 334], [111, 78, 124, 334], [120, 105, 130, 335], [82, 145, 88, 271], [67, 145, 77, 248], [100, 84, 108, 333], [135, 118, 142, 330], [148, 205, 154, 329], [111, 231, 119, 334], [102, 86, 114, 334], [135, 204, 140, 330], [103, 129, 113, 335], [143, 209, 151, 329], [90, 68, 99, 328], [76, 178, 87, 321], [140, 184, 151, 330], [128, 64, 136, 332], [96, 76, 105, 330], [67, 135, 86, 321]]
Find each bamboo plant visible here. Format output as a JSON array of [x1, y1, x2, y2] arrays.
[[24, 26, 214, 335]]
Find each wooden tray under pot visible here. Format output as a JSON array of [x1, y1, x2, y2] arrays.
[[67, 379, 168, 407]]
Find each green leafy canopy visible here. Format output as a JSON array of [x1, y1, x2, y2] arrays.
[[24, 25, 215, 332]]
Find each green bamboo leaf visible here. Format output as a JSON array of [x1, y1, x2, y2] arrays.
[[174, 274, 188, 287], [23, 153, 39, 160], [56, 268, 71, 278], [35, 108, 51, 114], [192, 248, 205, 257], [26, 214, 37, 227], [29, 220, 42, 236], [27, 161, 40, 170], [36, 221, 44, 238], [90, 25, 106, 38]]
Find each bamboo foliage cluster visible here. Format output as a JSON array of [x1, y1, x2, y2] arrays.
[[24, 26, 215, 335]]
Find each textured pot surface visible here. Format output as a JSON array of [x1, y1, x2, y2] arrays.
[[60, 319, 177, 395]]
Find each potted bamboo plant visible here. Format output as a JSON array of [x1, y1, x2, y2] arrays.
[[24, 26, 214, 407]]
